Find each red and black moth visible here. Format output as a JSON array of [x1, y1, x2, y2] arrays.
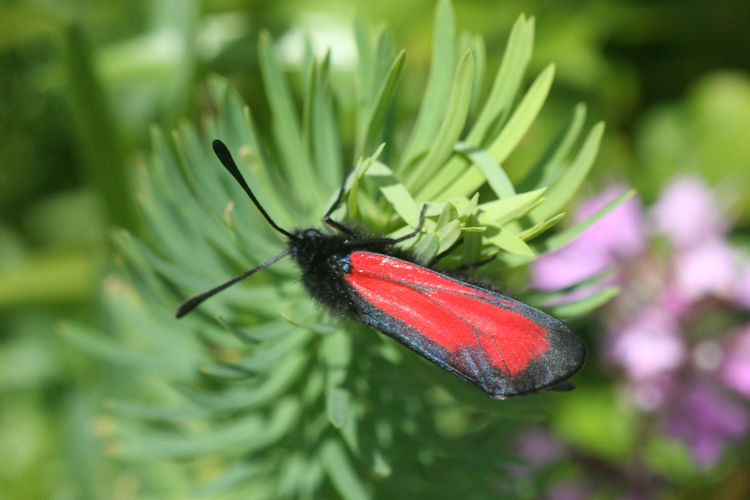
[[177, 140, 586, 399]]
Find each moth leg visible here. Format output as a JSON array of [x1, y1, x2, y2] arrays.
[[427, 238, 463, 266], [344, 204, 428, 247], [452, 254, 497, 271], [428, 239, 497, 271], [322, 166, 357, 236]]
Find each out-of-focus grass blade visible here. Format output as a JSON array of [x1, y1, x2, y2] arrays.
[[116, 399, 299, 459], [519, 103, 587, 192], [320, 439, 370, 500], [467, 14, 534, 145], [407, 50, 475, 192], [177, 352, 307, 411], [152, 128, 251, 267], [106, 400, 209, 420], [62, 24, 134, 228], [452, 141, 514, 199], [547, 286, 620, 318], [231, 329, 312, 374], [215, 316, 297, 344], [462, 32, 486, 117], [0, 249, 94, 307], [354, 19, 373, 105], [191, 463, 263, 498], [398, 0, 456, 170], [355, 50, 406, 159], [310, 54, 343, 195], [529, 122, 605, 223], [60, 323, 184, 376], [322, 331, 352, 428], [258, 31, 323, 211], [199, 363, 254, 381]]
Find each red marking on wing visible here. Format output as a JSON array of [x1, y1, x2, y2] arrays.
[[346, 252, 550, 375]]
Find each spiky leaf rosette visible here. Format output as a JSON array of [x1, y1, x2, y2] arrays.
[[66, 2, 633, 498]]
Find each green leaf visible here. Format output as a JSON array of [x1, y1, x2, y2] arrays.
[[436, 220, 462, 253], [547, 286, 621, 318], [529, 121, 605, 222], [407, 50, 475, 193], [478, 188, 546, 223], [62, 23, 134, 228], [320, 439, 370, 500], [422, 63, 554, 201], [412, 233, 440, 262], [60, 323, 186, 376], [258, 31, 324, 211], [519, 212, 565, 241], [519, 103, 588, 191], [191, 464, 263, 498], [356, 49, 406, 159], [398, 0, 456, 169], [453, 141, 515, 199], [467, 14, 535, 145], [368, 161, 421, 228], [487, 226, 534, 256], [538, 189, 635, 252], [499, 190, 635, 267]]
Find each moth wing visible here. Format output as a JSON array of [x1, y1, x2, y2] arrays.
[[343, 252, 585, 397]]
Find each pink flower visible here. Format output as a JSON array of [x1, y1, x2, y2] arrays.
[[651, 176, 726, 248], [734, 262, 750, 308], [516, 429, 563, 465], [544, 481, 591, 500], [665, 382, 748, 467], [720, 326, 750, 398], [672, 237, 736, 302], [608, 308, 685, 380], [531, 187, 646, 291]]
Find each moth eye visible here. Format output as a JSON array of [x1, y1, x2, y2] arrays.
[[302, 229, 320, 239]]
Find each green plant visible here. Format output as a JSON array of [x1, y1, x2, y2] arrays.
[[65, 1, 632, 497]]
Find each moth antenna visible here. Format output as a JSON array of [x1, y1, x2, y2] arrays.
[[212, 139, 294, 239], [176, 249, 292, 318]]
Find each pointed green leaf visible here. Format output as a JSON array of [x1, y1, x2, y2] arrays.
[[398, 0, 456, 169], [368, 161, 420, 227], [407, 50, 475, 193], [320, 439, 370, 500], [519, 102, 588, 191], [453, 141, 515, 198], [529, 121, 605, 222], [467, 14, 535, 145], [478, 188, 546, 223], [356, 50, 406, 158], [547, 286, 620, 318], [488, 226, 534, 256]]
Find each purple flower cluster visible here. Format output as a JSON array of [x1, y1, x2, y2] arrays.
[[531, 177, 750, 467]]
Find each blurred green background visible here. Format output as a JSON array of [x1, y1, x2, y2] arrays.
[[2, 0, 750, 498]]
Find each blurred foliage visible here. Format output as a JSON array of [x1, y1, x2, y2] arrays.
[[1, 0, 749, 499]]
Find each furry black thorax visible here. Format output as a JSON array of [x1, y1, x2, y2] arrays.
[[289, 228, 401, 316]]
